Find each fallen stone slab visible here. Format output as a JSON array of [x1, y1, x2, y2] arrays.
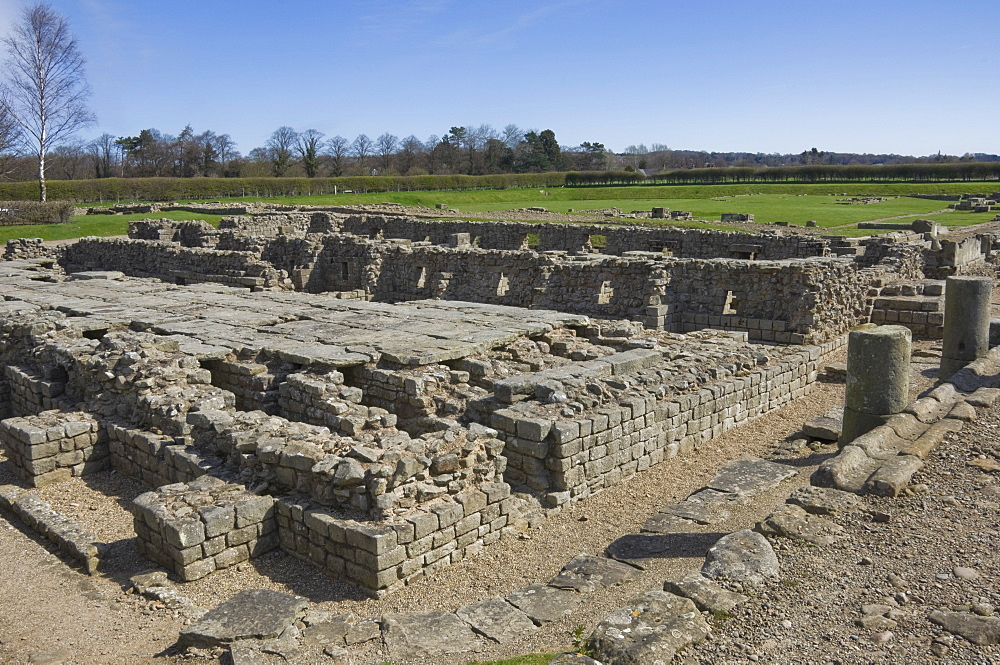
[[548, 554, 641, 593], [865, 455, 924, 497], [706, 456, 797, 495], [901, 418, 963, 459], [701, 529, 779, 585], [179, 589, 307, 649], [641, 511, 695, 534], [968, 457, 1000, 472], [929, 610, 1000, 645], [786, 485, 862, 515], [455, 596, 537, 644], [967, 387, 1000, 408], [507, 584, 582, 624], [587, 590, 710, 665], [756, 503, 844, 546], [381, 611, 482, 659], [948, 400, 977, 422], [301, 613, 357, 646], [802, 407, 844, 441], [812, 444, 881, 494], [664, 572, 748, 613]]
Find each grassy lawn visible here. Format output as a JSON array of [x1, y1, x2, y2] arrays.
[[452, 194, 950, 227], [0, 211, 227, 243], [1, 183, 996, 243]]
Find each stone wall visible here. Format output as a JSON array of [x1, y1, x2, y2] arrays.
[[490, 338, 842, 506], [61, 238, 288, 289], [340, 215, 829, 259], [0, 410, 108, 486], [132, 475, 278, 581], [278, 481, 514, 596], [4, 238, 62, 261]]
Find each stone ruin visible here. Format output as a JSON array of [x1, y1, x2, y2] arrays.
[[1, 209, 998, 599]]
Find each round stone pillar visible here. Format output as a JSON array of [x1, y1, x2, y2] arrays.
[[840, 325, 911, 446], [939, 276, 993, 379]]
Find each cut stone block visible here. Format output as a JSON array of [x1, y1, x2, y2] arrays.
[[179, 589, 307, 648]]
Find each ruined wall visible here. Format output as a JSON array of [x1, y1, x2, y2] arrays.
[[491, 338, 843, 506], [61, 238, 288, 288], [340, 215, 830, 259]]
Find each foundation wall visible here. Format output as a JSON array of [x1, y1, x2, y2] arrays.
[[491, 337, 844, 505], [0, 410, 108, 486]]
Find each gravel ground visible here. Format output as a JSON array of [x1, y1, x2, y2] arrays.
[[2, 339, 995, 665], [685, 395, 1000, 665]]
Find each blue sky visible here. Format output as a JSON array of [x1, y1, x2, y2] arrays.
[[3, 0, 998, 156]]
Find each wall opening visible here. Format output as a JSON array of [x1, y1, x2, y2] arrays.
[[415, 266, 427, 289], [722, 290, 739, 315], [598, 280, 614, 305], [496, 273, 509, 297]]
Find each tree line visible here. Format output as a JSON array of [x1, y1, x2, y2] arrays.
[[0, 123, 612, 183]]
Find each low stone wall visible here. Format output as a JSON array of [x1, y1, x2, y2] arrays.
[[132, 475, 278, 581], [4, 365, 70, 417], [340, 215, 830, 260], [277, 481, 513, 596], [491, 338, 842, 506], [61, 238, 287, 289], [4, 238, 62, 261], [0, 485, 102, 574], [0, 410, 108, 486], [106, 421, 222, 489]]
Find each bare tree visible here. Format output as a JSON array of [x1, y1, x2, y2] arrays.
[[397, 135, 424, 174], [375, 132, 397, 173], [87, 132, 118, 179], [297, 129, 324, 178], [501, 124, 523, 148], [214, 134, 238, 176], [0, 105, 19, 178], [324, 135, 349, 177], [266, 126, 297, 176], [351, 133, 373, 174], [1, 4, 94, 200]]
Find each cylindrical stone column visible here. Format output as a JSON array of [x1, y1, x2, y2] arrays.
[[840, 325, 911, 446], [939, 276, 993, 379]]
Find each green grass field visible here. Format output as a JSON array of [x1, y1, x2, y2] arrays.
[[0, 211, 227, 243], [0, 183, 996, 243]]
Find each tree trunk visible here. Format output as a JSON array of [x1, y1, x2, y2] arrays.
[[38, 152, 46, 202]]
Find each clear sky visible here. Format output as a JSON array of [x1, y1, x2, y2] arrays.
[[2, 0, 998, 156]]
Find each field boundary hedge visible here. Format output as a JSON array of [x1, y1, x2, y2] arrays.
[[0, 201, 75, 225]]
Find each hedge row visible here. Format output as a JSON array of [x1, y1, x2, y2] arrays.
[[0, 201, 75, 225], [0, 173, 571, 203], [642, 163, 1000, 185]]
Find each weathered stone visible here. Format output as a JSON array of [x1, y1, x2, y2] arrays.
[[787, 485, 862, 515], [587, 590, 710, 665], [940, 276, 992, 379], [929, 610, 1000, 645], [455, 597, 537, 643], [756, 503, 843, 545], [548, 554, 641, 592], [507, 584, 581, 624], [701, 529, 779, 584], [664, 572, 748, 613], [865, 455, 924, 497], [706, 456, 797, 495], [381, 611, 481, 659], [179, 589, 307, 648], [842, 325, 912, 445], [641, 511, 696, 534], [802, 407, 843, 441]]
